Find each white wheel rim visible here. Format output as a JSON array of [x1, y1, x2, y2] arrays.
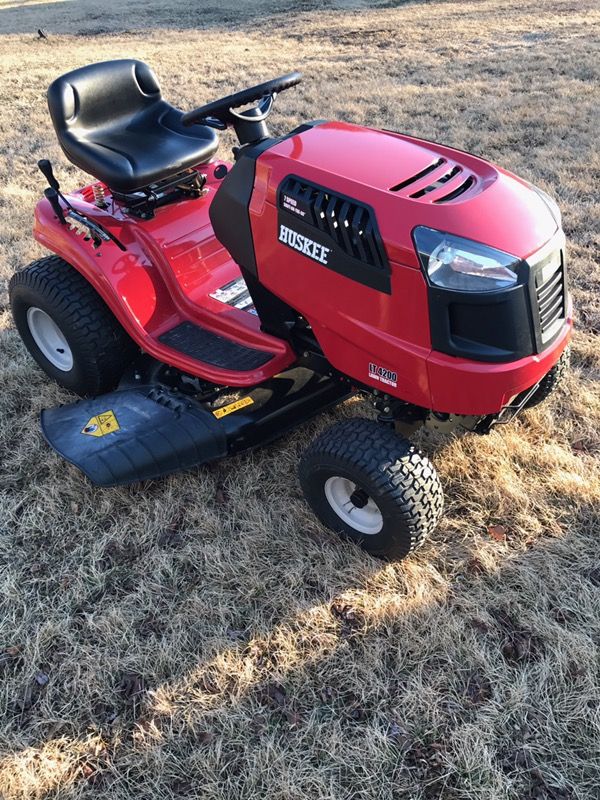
[[324, 476, 383, 535], [26, 307, 73, 371]]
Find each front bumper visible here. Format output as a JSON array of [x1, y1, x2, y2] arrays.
[[425, 302, 572, 415], [422, 227, 572, 416]]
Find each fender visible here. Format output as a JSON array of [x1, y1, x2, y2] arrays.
[[33, 184, 295, 385], [34, 193, 180, 344]]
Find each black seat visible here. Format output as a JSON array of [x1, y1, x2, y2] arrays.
[[47, 60, 219, 194]]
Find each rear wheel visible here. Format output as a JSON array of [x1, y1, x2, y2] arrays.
[[9, 255, 137, 396], [299, 418, 444, 560], [525, 347, 570, 409]]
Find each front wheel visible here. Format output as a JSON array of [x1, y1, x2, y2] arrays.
[[299, 419, 444, 560]]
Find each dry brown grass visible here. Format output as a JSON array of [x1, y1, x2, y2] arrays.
[[1, 0, 600, 797]]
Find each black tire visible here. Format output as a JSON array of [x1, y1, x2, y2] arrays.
[[299, 418, 444, 560], [9, 255, 137, 396], [524, 346, 570, 409]]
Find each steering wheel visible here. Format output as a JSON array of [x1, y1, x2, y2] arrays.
[[181, 72, 302, 130]]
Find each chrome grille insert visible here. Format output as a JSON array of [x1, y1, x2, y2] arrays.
[[534, 248, 565, 341]]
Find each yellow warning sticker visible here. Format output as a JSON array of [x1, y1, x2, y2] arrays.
[[212, 396, 254, 419], [81, 410, 120, 437]]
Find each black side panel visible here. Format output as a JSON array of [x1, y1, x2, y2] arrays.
[[209, 151, 298, 338], [209, 122, 327, 278], [159, 321, 273, 370], [41, 387, 227, 486], [209, 154, 259, 275], [240, 270, 298, 341]]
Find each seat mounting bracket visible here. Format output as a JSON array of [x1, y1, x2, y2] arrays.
[[111, 169, 207, 219]]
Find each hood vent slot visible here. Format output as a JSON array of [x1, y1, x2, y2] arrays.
[[389, 158, 444, 192], [434, 176, 476, 203], [410, 165, 461, 198]]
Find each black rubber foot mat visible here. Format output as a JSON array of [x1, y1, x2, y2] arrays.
[[159, 321, 274, 371]]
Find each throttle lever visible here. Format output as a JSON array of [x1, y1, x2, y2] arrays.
[[43, 187, 67, 225], [38, 158, 74, 223], [38, 159, 60, 191]]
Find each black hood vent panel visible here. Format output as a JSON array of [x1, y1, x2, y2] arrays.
[[277, 175, 391, 293], [278, 176, 388, 272], [386, 155, 478, 203]]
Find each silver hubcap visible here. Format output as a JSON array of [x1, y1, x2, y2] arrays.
[[324, 476, 383, 535], [26, 307, 73, 371]]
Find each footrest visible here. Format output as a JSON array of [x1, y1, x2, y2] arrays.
[[158, 321, 273, 371], [41, 386, 227, 486]]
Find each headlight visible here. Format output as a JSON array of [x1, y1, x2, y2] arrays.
[[413, 227, 520, 292]]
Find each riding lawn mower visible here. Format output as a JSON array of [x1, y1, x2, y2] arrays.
[[9, 61, 572, 559]]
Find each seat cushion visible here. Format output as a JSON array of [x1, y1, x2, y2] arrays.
[[47, 60, 219, 193]]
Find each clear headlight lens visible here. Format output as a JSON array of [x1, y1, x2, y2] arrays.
[[413, 227, 520, 292]]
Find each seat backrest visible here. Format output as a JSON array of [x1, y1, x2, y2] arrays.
[[47, 59, 162, 139]]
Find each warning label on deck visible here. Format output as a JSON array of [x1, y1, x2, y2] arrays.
[[81, 410, 120, 437], [212, 396, 254, 419], [209, 278, 257, 315]]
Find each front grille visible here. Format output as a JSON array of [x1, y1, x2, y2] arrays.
[[535, 250, 565, 339], [279, 176, 388, 271]]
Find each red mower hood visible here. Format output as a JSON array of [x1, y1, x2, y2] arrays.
[[264, 121, 558, 267]]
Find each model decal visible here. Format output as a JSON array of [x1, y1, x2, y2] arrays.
[[278, 224, 331, 265], [368, 363, 398, 388], [280, 193, 308, 219]]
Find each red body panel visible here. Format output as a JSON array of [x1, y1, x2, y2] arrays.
[[34, 164, 295, 386], [34, 122, 571, 414], [250, 122, 572, 414]]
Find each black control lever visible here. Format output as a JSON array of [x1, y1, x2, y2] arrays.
[[38, 158, 73, 224], [37, 157, 125, 250], [43, 187, 66, 225], [38, 159, 61, 192]]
